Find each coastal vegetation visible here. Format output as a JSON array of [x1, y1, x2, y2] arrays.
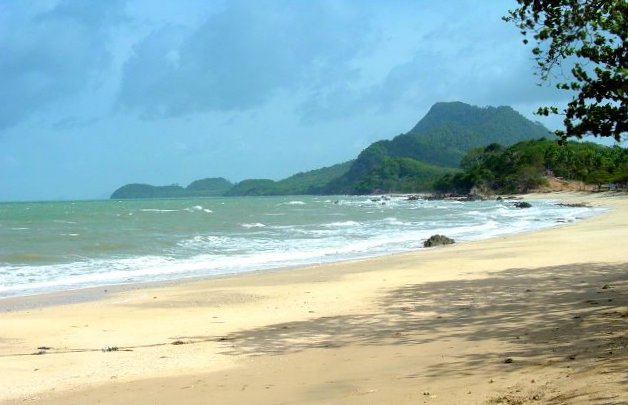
[[433, 139, 628, 194], [223, 161, 354, 196], [321, 102, 550, 194], [110, 102, 626, 199], [111, 177, 233, 199], [113, 101, 571, 198], [185, 177, 234, 196], [111, 162, 354, 199], [111, 183, 189, 199]]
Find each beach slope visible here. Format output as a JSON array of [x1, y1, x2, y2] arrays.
[[1, 192, 626, 404]]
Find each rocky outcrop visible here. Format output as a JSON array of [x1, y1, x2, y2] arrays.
[[514, 201, 532, 208], [423, 234, 455, 248]]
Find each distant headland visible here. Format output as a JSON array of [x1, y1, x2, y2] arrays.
[[111, 101, 627, 198]]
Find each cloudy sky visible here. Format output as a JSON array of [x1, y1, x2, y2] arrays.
[[1, 0, 577, 201]]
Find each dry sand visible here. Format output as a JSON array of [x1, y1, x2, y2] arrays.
[[0, 192, 626, 404]]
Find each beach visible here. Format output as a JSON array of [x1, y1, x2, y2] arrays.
[[1, 192, 626, 404]]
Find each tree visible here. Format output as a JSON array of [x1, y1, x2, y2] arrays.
[[504, 0, 627, 142]]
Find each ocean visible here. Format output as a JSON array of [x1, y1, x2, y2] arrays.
[[0, 195, 602, 299]]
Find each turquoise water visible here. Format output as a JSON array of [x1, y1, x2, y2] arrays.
[[0, 195, 601, 298]]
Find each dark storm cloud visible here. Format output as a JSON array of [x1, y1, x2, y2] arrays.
[[117, 0, 372, 118], [0, 0, 125, 130]]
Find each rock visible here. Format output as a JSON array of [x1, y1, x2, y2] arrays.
[[504, 358, 513, 364], [514, 201, 532, 208], [602, 284, 611, 289], [496, 196, 503, 201], [423, 234, 455, 248], [407, 195, 420, 201]]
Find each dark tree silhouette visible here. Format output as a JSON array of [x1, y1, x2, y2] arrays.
[[504, 0, 627, 142]]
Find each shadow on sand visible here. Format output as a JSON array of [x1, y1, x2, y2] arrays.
[[218, 262, 627, 402]]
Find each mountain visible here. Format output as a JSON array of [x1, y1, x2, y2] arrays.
[[323, 102, 551, 194], [111, 177, 232, 199], [185, 177, 233, 196], [224, 161, 353, 196], [406, 102, 550, 161], [110, 184, 187, 199], [110, 162, 352, 198], [223, 179, 277, 196], [269, 160, 353, 194], [110, 102, 553, 198]]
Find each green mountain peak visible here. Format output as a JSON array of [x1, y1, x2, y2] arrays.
[[111, 102, 556, 198], [323, 101, 552, 194]]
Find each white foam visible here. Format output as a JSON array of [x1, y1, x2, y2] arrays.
[[241, 223, 266, 228], [323, 221, 360, 228], [0, 198, 605, 299], [382, 217, 405, 226], [184, 205, 206, 212]]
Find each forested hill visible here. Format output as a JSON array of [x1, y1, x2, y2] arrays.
[[434, 139, 628, 194], [111, 177, 233, 199], [110, 162, 353, 198], [322, 102, 551, 194], [110, 102, 555, 198], [408, 102, 549, 141]]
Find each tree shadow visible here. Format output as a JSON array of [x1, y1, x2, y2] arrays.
[[219, 262, 627, 384]]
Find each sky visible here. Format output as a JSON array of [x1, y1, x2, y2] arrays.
[[0, 0, 595, 201]]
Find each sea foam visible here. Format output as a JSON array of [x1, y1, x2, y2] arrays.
[[0, 196, 604, 299]]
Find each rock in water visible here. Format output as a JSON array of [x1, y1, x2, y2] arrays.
[[514, 201, 532, 208], [424, 234, 455, 247]]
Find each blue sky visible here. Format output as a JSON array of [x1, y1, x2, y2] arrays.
[[0, 0, 583, 201]]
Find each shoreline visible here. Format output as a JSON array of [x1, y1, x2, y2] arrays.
[[0, 193, 607, 308], [1, 191, 626, 404]]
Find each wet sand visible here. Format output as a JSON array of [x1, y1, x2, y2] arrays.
[[1, 192, 626, 404]]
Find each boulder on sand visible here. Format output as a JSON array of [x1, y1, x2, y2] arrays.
[[424, 234, 455, 248]]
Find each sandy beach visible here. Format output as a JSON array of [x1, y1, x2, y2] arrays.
[[1, 192, 626, 404]]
